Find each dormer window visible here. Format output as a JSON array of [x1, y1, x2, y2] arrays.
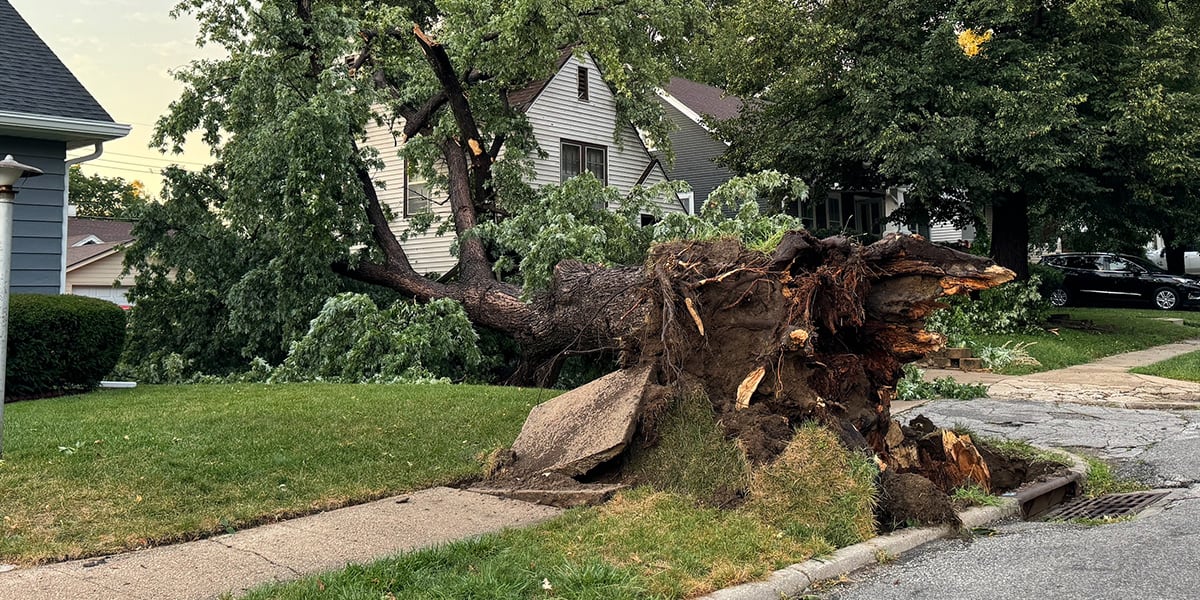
[[577, 66, 589, 101]]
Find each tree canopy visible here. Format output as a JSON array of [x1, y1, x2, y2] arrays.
[[702, 0, 1200, 277], [128, 0, 708, 378], [68, 166, 148, 219]]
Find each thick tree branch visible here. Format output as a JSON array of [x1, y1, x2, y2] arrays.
[[441, 138, 495, 282], [350, 142, 414, 274]]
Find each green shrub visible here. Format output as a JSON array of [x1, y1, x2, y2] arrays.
[[269, 293, 483, 383], [926, 276, 1049, 345], [896, 364, 987, 400], [1029, 263, 1065, 299], [6, 294, 127, 399]]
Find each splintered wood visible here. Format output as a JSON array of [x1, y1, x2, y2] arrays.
[[736, 366, 767, 410]]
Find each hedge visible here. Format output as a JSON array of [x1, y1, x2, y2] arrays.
[[6, 294, 127, 399]]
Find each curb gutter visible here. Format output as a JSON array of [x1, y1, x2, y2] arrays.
[[700, 450, 1089, 600]]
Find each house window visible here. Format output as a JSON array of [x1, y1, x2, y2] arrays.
[[404, 160, 431, 217], [560, 141, 607, 183], [640, 214, 659, 227], [577, 66, 589, 101]]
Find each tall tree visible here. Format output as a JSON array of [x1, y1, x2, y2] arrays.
[[702, 0, 1200, 279], [133, 0, 702, 380], [69, 165, 148, 219]]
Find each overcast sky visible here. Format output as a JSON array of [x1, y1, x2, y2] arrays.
[[10, 0, 222, 195]]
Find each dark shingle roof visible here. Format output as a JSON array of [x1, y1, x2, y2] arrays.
[[67, 241, 122, 269], [68, 217, 134, 243], [507, 48, 576, 113], [0, 1, 115, 122], [663, 77, 742, 122]]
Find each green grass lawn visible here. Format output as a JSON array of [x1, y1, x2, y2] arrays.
[[968, 308, 1200, 375], [1130, 350, 1200, 383], [0, 383, 552, 565], [237, 424, 877, 600]]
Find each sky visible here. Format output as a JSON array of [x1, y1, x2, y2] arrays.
[[9, 0, 223, 195]]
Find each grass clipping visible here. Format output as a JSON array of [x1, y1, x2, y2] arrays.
[[744, 423, 879, 548]]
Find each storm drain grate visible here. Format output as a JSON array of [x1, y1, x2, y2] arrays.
[[1043, 490, 1170, 521]]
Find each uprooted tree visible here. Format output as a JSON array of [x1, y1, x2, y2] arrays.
[[133, 1, 1017, 495]]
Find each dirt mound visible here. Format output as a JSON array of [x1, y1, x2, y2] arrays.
[[483, 232, 1013, 507]]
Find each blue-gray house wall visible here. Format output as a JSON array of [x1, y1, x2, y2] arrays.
[[1, 134, 66, 294], [658, 101, 734, 209]]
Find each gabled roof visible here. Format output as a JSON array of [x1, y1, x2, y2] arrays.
[[660, 77, 742, 124], [66, 241, 123, 270], [0, 1, 130, 147], [507, 48, 577, 113], [0, 1, 114, 122], [68, 217, 135, 244]]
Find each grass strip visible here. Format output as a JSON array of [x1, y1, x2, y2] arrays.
[[970, 308, 1199, 375], [1130, 349, 1200, 383], [239, 422, 879, 600], [0, 383, 547, 565]]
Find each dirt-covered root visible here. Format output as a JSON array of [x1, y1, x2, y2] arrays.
[[484, 231, 1014, 506], [636, 231, 1012, 465], [877, 471, 963, 529]]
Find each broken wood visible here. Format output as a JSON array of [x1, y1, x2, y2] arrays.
[[480, 231, 1014, 505]]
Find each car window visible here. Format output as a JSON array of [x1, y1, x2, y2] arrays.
[[1104, 257, 1132, 272], [1064, 256, 1098, 270]]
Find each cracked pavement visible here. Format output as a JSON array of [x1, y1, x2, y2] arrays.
[[818, 398, 1200, 600]]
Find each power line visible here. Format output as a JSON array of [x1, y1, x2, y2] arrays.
[[90, 157, 190, 170], [102, 151, 210, 167], [84, 163, 164, 176]]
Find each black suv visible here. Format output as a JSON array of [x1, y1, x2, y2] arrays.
[[1038, 253, 1200, 310]]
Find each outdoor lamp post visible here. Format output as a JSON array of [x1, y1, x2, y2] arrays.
[[0, 155, 43, 457]]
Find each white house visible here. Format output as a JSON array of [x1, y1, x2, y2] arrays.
[[65, 217, 136, 305], [365, 51, 686, 275]]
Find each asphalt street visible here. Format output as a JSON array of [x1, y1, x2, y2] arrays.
[[819, 399, 1200, 600]]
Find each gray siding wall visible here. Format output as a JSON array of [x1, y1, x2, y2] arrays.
[[0, 135, 66, 294], [658, 101, 733, 209]]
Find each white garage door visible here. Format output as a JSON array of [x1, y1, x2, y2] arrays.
[[72, 286, 131, 306]]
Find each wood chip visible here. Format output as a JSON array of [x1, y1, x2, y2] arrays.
[[735, 366, 767, 410], [685, 297, 704, 336]]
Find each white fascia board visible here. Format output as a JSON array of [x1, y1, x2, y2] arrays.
[[654, 90, 730, 146], [0, 111, 131, 149]]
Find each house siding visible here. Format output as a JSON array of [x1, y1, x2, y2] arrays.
[[1, 134, 66, 294], [657, 100, 732, 209], [373, 54, 684, 276], [68, 252, 133, 288]]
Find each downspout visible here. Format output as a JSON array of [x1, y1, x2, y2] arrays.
[[61, 143, 105, 293]]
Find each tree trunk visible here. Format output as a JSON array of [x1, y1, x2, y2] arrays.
[[989, 192, 1030, 280], [1161, 229, 1187, 275]]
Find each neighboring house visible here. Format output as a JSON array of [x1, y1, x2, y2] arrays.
[[655, 77, 741, 211], [655, 77, 975, 245], [0, 1, 130, 294], [65, 217, 135, 305], [800, 187, 976, 244], [366, 51, 686, 275]]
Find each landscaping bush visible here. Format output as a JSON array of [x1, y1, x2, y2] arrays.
[[926, 276, 1049, 345], [269, 293, 483, 383], [6, 294, 126, 399], [1029, 263, 1065, 299]]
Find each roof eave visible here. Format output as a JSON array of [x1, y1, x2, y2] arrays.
[[0, 110, 131, 149]]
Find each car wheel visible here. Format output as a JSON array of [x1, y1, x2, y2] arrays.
[[1153, 287, 1179, 310], [1048, 288, 1070, 307]]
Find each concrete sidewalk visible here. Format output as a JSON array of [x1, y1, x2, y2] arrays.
[[924, 338, 1200, 408], [0, 487, 561, 600]]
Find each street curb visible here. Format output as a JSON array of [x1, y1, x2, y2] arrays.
[[699, 449, 1089, 600]]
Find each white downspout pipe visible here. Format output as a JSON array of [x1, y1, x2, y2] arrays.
[[61, 143, 105, 293]]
